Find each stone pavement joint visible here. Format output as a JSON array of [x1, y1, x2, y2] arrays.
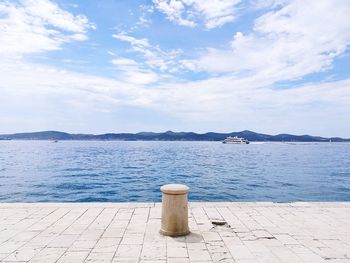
[[0, 202, 349, 262]]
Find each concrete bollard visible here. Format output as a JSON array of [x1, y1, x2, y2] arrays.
[[160, 184, 190, 237]]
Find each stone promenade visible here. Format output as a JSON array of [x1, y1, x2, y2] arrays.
[[0, 202, 349, 263]]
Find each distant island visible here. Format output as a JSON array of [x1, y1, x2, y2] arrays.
[[0, 130, 349, 142]]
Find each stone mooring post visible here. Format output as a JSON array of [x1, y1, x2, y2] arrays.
[[160, 184, 190, 237]]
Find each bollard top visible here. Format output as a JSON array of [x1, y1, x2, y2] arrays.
[[160, 184, 189, 195]]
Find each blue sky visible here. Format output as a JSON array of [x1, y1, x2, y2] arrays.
[[0, 0, 350, 137]]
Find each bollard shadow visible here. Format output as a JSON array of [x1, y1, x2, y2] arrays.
[[185, 232, 204, 243], [170, 232, 203, 243]]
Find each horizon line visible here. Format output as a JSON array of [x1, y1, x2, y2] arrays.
[[1, 130, 349, 139]]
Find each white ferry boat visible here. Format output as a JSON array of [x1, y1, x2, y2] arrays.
[[222, 136, 250, 144]]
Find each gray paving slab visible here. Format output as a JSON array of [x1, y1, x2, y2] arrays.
[[0, 202, 349, 262]]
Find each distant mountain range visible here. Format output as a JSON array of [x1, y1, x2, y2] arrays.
[[0, 130, 349, 142]]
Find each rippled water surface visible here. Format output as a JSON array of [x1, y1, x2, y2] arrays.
[[0, 141, 349, 202]]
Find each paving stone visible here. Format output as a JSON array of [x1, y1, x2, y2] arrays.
[[120, 234, 144, 245], [187, 248, 212, 262], [57, 250, 90, 263], [92, 238, 120, 253], [167, 246, 188, 258], [210, 251, 233, 262], [269, 246, 303, 263], [167, 258, 190, 263], [253, 252, 281, 263], [28, 247, 66, 262], [0, 202, 349, 262], [3, 246, 43, 262], [48, 234, 79, 248], [274, 234, 299, 245], [85, 252, 115, 262], [202, 231, 222, 242], [139, 260, 166, 263], [0, 241, 26, 254], [114, 244, 142, 260], [227, 245, 255, 260]]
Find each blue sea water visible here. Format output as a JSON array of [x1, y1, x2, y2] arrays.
[[0, 140, 349, 202]]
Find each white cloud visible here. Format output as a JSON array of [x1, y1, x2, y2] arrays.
[[111, 58, 138, 66], [0, 0, 95, 57], [22, 0, 94, 32], [110, 56, 159, 85], [134, 4, 154, 29], [1, 0, 350, 136], [191, 0, 350, 84], [113, 33, 151, 48], [112, 32, 183, 73], [153, 0, 241, 29], [122, 70, 159, 85], [252, 0, 287, 10], [1, 59, 350, 135], [0, 61, 153, 107]]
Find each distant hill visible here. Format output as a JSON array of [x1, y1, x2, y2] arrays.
[[0, 130, 349, 142]]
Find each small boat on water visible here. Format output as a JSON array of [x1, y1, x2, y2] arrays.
[[222, 136, 249, 144]]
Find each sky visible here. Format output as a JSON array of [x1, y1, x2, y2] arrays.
[[0, 0, 350, 137]]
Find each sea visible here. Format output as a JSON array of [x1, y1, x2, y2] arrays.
[[0, 140, 349, 202]]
